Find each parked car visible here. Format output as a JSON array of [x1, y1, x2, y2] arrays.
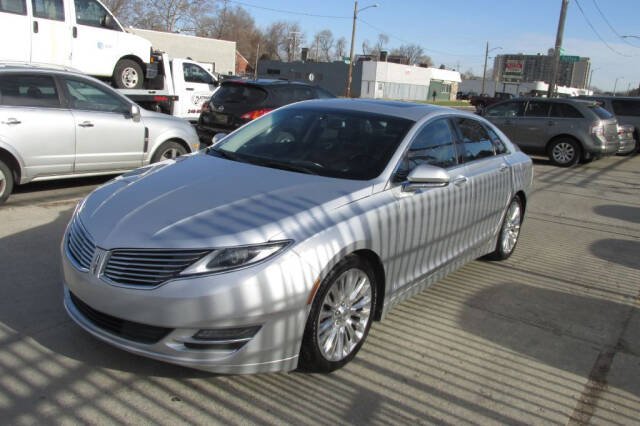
[[470, 92, 514, 112], [577, 95, 640, 153], [62, 99, 533, 374], [0, 0, 154, 89], [196, 79, 335, 145], [0, 65, 200, 204], [482, 98, 619, 166], [118, 53, 218, 122], [617, 124, 636, 155]]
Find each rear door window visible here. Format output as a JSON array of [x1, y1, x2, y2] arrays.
[[210, 83, 267, 105], [484, 125, 508, 154], [292, 86, 315, 102], [485, 101, 524, 117], [1, 0, 27, 14], [550, 103, 584, 118], [32, 0, 65, 20], [315, 88, 335, 98], [455, 118, 496, 162], [611, 100, 640, 117], [269, 87, 296, 106], [524, 101, 550, 117], [0, 74, 61, 108]]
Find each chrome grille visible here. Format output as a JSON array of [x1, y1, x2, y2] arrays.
[[103, 249, 209, 287], [66, 216, 96, 271]]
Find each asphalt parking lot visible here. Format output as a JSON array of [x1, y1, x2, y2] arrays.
[[1, 154, 639, 425]]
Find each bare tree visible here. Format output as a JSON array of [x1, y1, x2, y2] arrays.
[[139, 0, 206, 32], [334, 37, 347, 60], [390, 44, 425, 64], [373, 33, 389, 55], [312, 29, 333, 61], [462, 68, 475, 79]]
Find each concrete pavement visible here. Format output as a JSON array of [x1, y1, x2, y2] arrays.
[[0, 155, 638, 425]]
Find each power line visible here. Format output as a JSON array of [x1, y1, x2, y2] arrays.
[[225, 0, 350, 19], [592, 0, 640, 48], [357, 18, 484, 58], [573, 0, 632, 57]]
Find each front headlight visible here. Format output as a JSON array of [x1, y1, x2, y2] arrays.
[[180, 241, 292, 276]]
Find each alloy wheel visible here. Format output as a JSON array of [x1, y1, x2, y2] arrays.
[[317, 268, 373, 362], [121, 67, 139, 88], [0, 168, 5, 197], [551, 142, 575, 164], [501, 200, 521, 254], [162, 148, 181, 160]]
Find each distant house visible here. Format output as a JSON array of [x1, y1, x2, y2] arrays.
[[236, 51, 251, 76]]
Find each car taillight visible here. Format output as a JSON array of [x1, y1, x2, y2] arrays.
[[201, 102, 209, 112], [240, 109, 273, 120], [590, 123, 606, 144]]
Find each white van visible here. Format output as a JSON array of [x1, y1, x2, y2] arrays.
[[0, 0, 153, 89]]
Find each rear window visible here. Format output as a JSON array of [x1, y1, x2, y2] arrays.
[[0, 74, 60, 108], [590, 105, 614, 120], [611, 100, 640, 117], [211, 83, 267, 105]]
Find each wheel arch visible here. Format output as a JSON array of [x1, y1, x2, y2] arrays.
[[0, 147, 22, 183], [514, 190, 527, 222], [149, 138, 190, 162], [114, 55, 146, 76], [352, 249, 386, 321]]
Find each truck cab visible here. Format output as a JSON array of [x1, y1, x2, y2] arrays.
[[0, 0, 152, 89]]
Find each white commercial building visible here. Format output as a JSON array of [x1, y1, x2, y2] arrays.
[[129, 28, 236, 76], [360, 61, 461, 101]]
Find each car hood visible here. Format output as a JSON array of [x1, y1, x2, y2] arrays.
[[78, 154, 373, 249]]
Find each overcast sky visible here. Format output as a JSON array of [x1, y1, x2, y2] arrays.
[[239, 0, 640, 91]]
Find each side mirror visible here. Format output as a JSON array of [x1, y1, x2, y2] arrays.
[[212, 132, 227, 145], [402, 164, 450, 192], [130, 104, 141, 122]]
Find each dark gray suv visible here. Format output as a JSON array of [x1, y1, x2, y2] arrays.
[[482, 98, 619, 166]]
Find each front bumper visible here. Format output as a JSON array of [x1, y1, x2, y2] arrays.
[[61, 236, 315, 374]]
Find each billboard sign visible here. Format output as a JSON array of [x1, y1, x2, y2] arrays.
[[504, 59, 524, 81]]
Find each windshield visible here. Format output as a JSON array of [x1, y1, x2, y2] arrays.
[[208, 107, 414, 180], [211, 83, 267, 105]]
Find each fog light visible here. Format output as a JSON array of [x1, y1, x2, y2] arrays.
[[193, 326, 261, 341]]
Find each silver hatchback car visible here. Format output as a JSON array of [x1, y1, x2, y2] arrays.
[[62, 99, 533, 374], [0, 66, 200, 204]]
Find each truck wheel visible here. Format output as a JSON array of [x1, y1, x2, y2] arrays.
[[151, 141, 187, 163], [548, 138, 581, 167], [113, 59, 144, 89], [0, 159, 14, 205]]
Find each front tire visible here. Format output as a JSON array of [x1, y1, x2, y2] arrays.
[[299, 255, 377, 373], [151, 141, 188, 163], [548, 138, 581, 167], [0, 159, 14, 205], [486, 196, 523, 261], [113, 59, 144, 89]]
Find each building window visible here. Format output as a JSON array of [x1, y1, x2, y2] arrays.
[[266, 69, 281, 75]]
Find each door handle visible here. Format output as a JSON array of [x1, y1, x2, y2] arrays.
[[78, 121, 94, 128], [185, 87, 195, 91], [73, 26, 78, 38], [2, 118, 21, 125], [453, 175, 468, 186], [33, 21, 38, 33], [499, 163, 509, 173]]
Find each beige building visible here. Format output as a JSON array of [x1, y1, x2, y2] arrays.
[[129, 28, 236, 75]]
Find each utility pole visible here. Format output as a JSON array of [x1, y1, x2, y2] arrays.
[[481, 42, 489, 95], [346, 1, 358, 97], [547, 0, 570, 98], [254, 43, 259, 80]]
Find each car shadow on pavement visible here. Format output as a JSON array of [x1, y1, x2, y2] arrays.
[[593, 205, 640, 224], [590, 239, 640, 270]]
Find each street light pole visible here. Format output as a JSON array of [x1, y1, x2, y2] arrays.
[[588, 67, 599, 91], [346, 2, 378, 97], [547, 0, 570, 98], [481, 43, 501, 96]]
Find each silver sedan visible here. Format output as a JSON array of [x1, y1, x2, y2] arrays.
[[61, 99, 533, 374]]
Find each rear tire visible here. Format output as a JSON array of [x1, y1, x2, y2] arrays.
[[548, 138, 581, 167], [299, 255, 377, 373], [151, 141, 188, 163], [0, 159, 14, 205], [113, 59, 144, 89]]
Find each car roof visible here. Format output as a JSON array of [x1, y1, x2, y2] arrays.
[[578, 95, 639, 101], [221, 79, 317, 88], [286, 98, 457, 121], [499, 97, 598, 106], [0, 63, 85, 78]]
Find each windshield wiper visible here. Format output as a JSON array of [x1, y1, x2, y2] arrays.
[[249, 158, 318, 175], [208, 147, 243, 162]]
